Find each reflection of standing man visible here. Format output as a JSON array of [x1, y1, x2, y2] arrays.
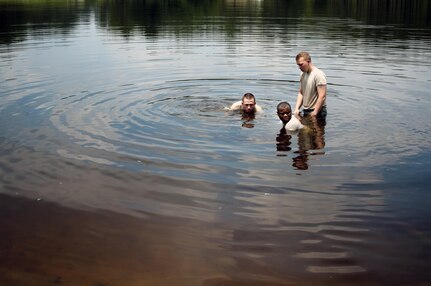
[[293, 51, 327, 118], [298, 116, 326, 151], [293, 115, 326, 170]]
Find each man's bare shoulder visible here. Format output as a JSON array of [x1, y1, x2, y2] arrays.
[[224, 101, 262, 112], [255, 104, 263, 112], [229, 101, 242, 110]]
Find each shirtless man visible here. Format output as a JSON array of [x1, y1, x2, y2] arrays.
[[228, 92, 262, 114]]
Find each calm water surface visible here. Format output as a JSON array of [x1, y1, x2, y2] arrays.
[[1, 1, 431, 285]]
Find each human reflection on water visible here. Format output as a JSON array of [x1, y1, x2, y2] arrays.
[[276, 114, 326, 169], [241, 113, 255, 128], [293, 115, 326, 170], [276, 127, 292, 153]]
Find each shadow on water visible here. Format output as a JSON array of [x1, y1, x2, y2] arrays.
[[1, 181, 430, 285]]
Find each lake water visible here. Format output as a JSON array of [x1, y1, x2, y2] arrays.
[[1, 0, 431, 285]]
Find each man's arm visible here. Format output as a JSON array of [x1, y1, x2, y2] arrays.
[[310, 85, 326, 116], [294, 89, 303, 114]]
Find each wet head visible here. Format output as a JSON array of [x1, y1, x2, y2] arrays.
[[241, 94, 257, 114], [277, 102, 292, 124]]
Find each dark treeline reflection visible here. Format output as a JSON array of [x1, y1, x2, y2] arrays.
[[1, 0, 430, 44], [326, 0, 431, 26], [0, 1, 90, 44]]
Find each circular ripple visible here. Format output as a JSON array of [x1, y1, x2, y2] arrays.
[[50, 78, 290, 181]]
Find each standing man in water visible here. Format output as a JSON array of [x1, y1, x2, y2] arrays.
[[228, 92, 262, 114], [293, 51, 327, 118]]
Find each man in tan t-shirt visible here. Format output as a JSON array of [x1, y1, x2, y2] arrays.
[[293, 51, 327, 118]]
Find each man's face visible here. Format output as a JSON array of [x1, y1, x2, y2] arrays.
[[277, 107, 292, 124], [296, 57, 310, 73], [242, 98, 256, 113]]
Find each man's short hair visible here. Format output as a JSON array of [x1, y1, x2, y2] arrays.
[[296, 51, 311, 62], [242, 92, 256, 102], [277, 101, 291, 112]]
